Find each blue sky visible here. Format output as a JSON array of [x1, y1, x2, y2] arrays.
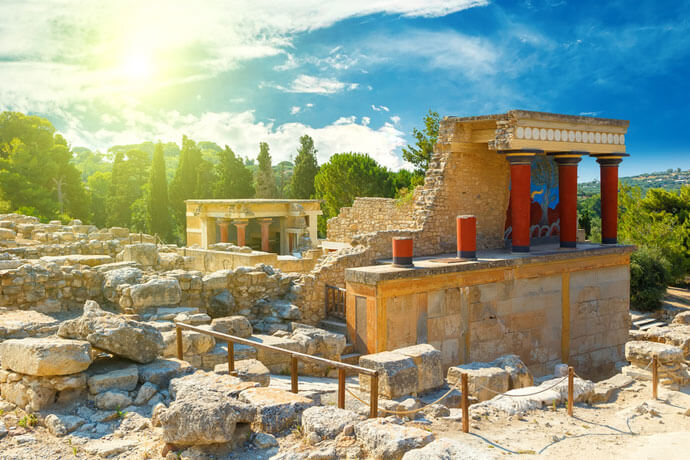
[[1, 0, 689, 181]]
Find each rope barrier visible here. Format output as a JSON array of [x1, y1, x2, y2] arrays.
[[474, 375, 569, 399], [344, 380, 463, 416]]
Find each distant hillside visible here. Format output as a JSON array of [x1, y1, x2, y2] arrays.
[[579, 168, 690, 196]]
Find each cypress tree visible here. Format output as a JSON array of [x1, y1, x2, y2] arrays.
[[169, 135, 202, 234], [255, 142, 276, 198], [147, 142, 170, 240], [290, 134, 319, 198], [106, 151, 130, 227]]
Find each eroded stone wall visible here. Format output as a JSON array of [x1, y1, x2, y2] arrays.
[[327, 198, 415, 242]]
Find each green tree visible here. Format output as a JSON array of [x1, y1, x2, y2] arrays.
[[255, 142, 277, 198], [169, 135, 203, 236], [630, 247, 672, 311], [0, 112, 89, 221], [147, 143, 171, 240], [195, 158, 216, 199], [105, 149, 149, 228], [290, 135, 319, 198], [315, 152, 394, 224], [215, 146, 254, 198], [402, 110, 440, 175], [87, 171, 110, 228]]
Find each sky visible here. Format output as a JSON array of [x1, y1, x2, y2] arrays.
[[1, 0, 689, 181]]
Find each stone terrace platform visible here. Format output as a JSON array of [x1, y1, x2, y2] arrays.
[[344, 243, 634, 379]]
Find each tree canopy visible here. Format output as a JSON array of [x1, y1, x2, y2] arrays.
[[402, 110, 440, 176], [215, 146, 254, 199], [255, 142, 277, 198]]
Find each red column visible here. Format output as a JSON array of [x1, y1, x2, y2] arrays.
[[392, 237, 414, 267], [507, 153, 535, 252], [553, 155, 582, 248], [218, 219, 230, 243], [259, 218, 272, 252], [233, 220, 248, 247], [456, 215, 477, 259], [597, 157, 623, 244]]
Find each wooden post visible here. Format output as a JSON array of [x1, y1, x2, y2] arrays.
[[338, 369, 346, 409], [291, 355, 298, 394], [176, 326, 183, 360], [461, 373, 469, 433], [370, 375, 378, 418], [568, 366, 574, 417], [228, 342, 235, 373], [652, 355, 658, 400]]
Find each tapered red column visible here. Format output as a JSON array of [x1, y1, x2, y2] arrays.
[[503, 152, 538, 252], [596, 156, 624, 244], [551, 154, 583, 248], [217, 219, 230, 243], [259, 218, 272, 252], [233, 220, 248, 247]]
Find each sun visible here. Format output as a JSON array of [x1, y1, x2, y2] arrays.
[[120, 52, 154, 81]]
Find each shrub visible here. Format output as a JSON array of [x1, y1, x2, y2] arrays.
[[630, 247, 672, 312]]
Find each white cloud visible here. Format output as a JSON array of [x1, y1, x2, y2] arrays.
[[361, 116, 371, 126], [306, 103, 314, 108], [278, 75, 358, 94], [390, 115, 400, 124], [290, 106, 301, 115], [63, 109, 407, 170], [372, 104, 390, 112]]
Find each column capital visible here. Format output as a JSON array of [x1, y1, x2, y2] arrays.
[[258, 218, 273, 225], [232, 219, 249, 227], [498, 149, 543, 165], [548, 151, 585, 165], [591, 152, 629, 166]]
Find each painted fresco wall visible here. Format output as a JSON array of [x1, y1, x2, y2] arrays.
[[505, 155, 561, 241]]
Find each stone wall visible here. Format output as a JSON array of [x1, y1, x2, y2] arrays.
[[327, 198, 415, 242], [345, 250, 631, 380], [182, 247, 316, 274]]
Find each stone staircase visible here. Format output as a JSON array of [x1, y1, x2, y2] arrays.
[[631, 313, 667, 331], [319, 316, 362, 367]]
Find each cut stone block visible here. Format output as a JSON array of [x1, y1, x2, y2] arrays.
[[87, 366, 139, 395], [249, 334, 301, 373], [239, 387, 315, 434], [129, 279, 181, 310], [447, 363, 509, 402], [214, 359, 270, 387], [359, 351, 418, 399], [137, 359, 193, 387], [211, 316, 253, 338], [0, 338, 92, 376], [355, 418, 434, 460], [395, 344, 443, 393]]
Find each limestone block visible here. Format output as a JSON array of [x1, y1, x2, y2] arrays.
[[491, 354, 533, 389], [58, 300, 164, 364], [87, 366, 139, 394], [0, 228, 16, 240], [95, 390, 132, 410], [129, 279, 181, 310], [395, 344, 443, 393], [0, 338, 92, 376], [40, 254, 114, 267], [354, 418, 434, 460], [102, 267, 142, 302], [625, 341, 683, 366], [359, 351, 419, 399], [137, 358, 193, 387], [109, 227, 130, 238], [239, 387, 315, 434], [211, 316, 253, 338], [44, 414, 86, 437], [214, 359, 270, 387], [116, 243, 158, 266], [302, 406, 363, 441], [202, 270, 232, 291], [208, 290, 236, 317], [447, 364, 509, 402]]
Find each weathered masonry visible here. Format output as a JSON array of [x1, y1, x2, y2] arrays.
[[185, 199, 322, 254], [338, 110, 633, 380]]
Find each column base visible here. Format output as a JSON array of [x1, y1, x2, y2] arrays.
[[458, 251, 477, 259], [392, 256, 413, 267], [512, 245, 530, 253], [560, 241, 577, 248], [602, 237, 617, 245]]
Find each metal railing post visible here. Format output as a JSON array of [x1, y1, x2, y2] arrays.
[[652, 355, 658, 400], [338, 369, 346, 409], [176, 326, 183, 360], [228, 342, 235, 373], [568, 366, 574, 417], [462, 373, 469, 433], [291, 355, 299, 394]]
